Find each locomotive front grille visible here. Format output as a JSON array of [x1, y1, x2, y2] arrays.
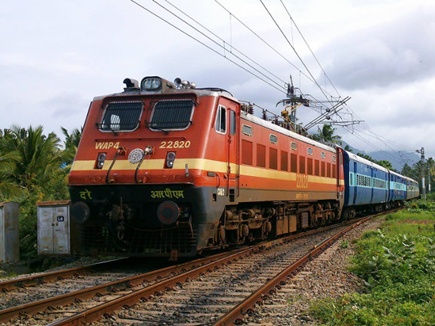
[[79, 223, 197, 256]]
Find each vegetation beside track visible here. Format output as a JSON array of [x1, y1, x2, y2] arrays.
[[309, 194, 435, 325]]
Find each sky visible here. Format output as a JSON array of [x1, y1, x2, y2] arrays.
[[1, 0, 434, 161]]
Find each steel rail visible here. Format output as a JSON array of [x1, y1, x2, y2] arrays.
[[214, 215, 374, 325], [45, 222, 351, 326], [0, 257, 128, 292], [0, 251, 233, 324]]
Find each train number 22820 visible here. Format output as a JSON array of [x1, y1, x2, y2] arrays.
[[159, 140, 191, 149]]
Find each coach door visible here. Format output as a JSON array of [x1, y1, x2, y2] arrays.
[[227, 108, 240, 202]]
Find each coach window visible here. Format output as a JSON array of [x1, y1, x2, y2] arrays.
[[229, 110, 236, 135], [215, 105, 226, 134]]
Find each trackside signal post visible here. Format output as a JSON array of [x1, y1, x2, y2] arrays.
[[416, 147, 426, 200]]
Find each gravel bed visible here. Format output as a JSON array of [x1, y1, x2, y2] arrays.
[[92, 225, 352, 325], [244, 217, 384, 325]]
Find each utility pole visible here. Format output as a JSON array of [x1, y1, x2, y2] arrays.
[[416, 147, 426, 200]]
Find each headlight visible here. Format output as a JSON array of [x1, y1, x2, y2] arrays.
[[96, 152, 106, 169], [141, 77, 162, 91], [128, 148, 144, 164], [165, 151, 176, 168]]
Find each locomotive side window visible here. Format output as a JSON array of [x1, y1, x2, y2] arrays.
[[242, 124, 252, 136], [150, 100, 194, 130], [229, 110, 236, 135], [100, 101, 142, 132], [215, 105, 227, 134]]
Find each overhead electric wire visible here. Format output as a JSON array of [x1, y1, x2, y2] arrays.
[[214, 0, 316, 85], [128, 0, 287, 94], [163, 0, 287, 86], [149, 0, 287, 92], [279, 0, 341, 98], [259, 0, 332, 103]]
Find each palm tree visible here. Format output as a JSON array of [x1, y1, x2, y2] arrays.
[[61, 127, 82, 166], [5, 125, 62, 189], [311, 124, 342, 145], [0, 151, 22, 199]]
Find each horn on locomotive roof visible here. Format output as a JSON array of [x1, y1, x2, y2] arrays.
[[123, 78, 139, 91], [174, 77, 196, 89]]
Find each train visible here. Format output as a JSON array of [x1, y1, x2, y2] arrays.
[[68, 76, 419, 259]]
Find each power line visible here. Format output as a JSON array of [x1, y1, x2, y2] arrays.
[[279, 0, 341, 98], [163, 0, 287, 86], [259, 0, 332, 103], [150, 0, 287, 92], [128, 0, 287, 94], [213, 0, 315, 85]]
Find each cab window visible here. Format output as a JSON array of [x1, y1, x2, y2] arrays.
[[100, 101, 142, 132], [150, 99, 194, 130], [216, 105, 226, 134]]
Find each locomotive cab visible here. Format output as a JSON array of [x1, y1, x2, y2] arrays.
[[68, 76, 240, 257]]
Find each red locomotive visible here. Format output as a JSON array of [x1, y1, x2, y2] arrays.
[[68, 76, 366, 258]]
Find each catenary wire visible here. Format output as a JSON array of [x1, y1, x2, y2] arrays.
[[128, 0, 287, 94], [259, 0, 332, 103], [149, 0, 287, 92], [213, 0, 315, 85], [163, 0, 288, 86], [280, 0, 341, 98]]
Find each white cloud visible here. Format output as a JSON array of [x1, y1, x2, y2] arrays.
[[0, 0, 433, 158]]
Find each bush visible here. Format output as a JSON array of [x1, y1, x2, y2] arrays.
[[310, 197, 435, 325]]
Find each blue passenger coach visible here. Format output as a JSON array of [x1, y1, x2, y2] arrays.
[[343, 150, 389, 216], [389, 170, 407, 202]]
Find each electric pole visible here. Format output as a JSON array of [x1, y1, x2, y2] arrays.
[[416, 147, 426, 200]]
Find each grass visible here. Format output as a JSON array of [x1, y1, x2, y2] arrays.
[[309, 195, 435, 326]]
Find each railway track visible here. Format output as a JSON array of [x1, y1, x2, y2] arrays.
[[0, 212, 389, 325], [0, 258, 128, 293]]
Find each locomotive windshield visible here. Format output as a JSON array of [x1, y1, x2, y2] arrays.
[[150, 100, 194, 130], [99, 101, 142, 132]]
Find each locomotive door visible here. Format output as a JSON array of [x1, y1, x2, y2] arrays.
[[227, 108, 240, 201]]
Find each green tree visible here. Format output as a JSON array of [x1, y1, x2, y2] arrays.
[[61, 126, 82, 167], [311, 124, 342, 145], [377, 160, 393, 170]]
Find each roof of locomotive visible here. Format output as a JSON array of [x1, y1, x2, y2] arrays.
[[241, 111, 336, 153], [93, 84, 238, 103]]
